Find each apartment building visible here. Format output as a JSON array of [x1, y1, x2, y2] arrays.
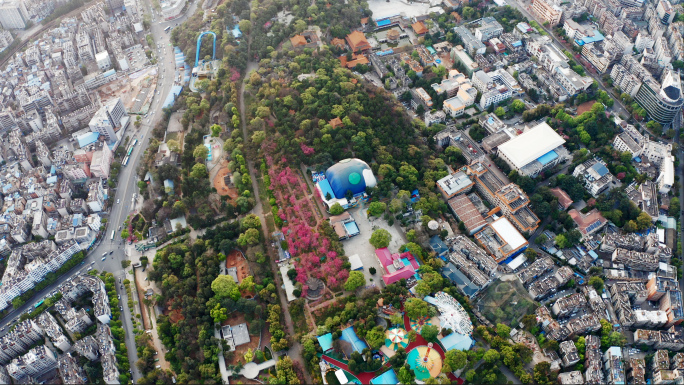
[[0, 241, 80, 311], [475, 17, 504, 41], [454, 26, 486, 55], [97, 324, 120, 384], [493, 183, 540, 233], [7, 346, 58, 381], [531, 0, 562, 26], [58, 353, 88, 385], [560, 340, 580, 367], [627, 358, 646, 384], [73, 335, 99, 361], [603, 346, 625, 385], [582, 42, 618, 73], [36, 312, 70, 352], [0, 0, 29, 29], [657, 0, 675, 24], [610, 64, 641, 97], [551, 293, 587, 318], [572, 159, 617, 197], [518, 257, 555, 285]]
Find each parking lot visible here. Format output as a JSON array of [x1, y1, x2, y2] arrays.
[[342, 206, 409, 290]]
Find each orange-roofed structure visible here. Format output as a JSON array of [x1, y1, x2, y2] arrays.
[[550, 187, 573, 210], [331, 38, 347, 50], [412, 21, 428, 35], [290, 35, 308, 47], [329, 117, 344, 129], [339, 54, 369, 69], [569, 209, 607, 237], [346, 31, 371, 53]]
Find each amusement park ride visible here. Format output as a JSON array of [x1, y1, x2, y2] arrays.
[[189, 31, 220, 91]]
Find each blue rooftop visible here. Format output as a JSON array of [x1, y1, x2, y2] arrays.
[[162, 85, 184, 110], [537, 150, 558, 165], [371, 369, 398, 385], [340, 326, 368, 354], [77, 132, 100, 148], [429, 235, 449, 257], [376, 19, 391, 27], [317, 333, 333, 352], [317, 179, 336, 201], [440, 332, 474, 351], [590, 162, 609, 177], [575, 30, 604, 46]]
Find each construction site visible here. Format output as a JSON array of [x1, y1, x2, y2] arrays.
[[96, 67, 160, 115]]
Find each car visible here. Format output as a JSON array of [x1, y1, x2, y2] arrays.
[[102, 252, 107, 257], [119, 278, 122, 283], [120, 306, 123, 311], [144, 277, 148, 281], [116, 199, 120, 204], [110, 250, 113, 255], [101, 257, 106, 261], [118, 295, 121, 300], [118, 226, 122, 231], [91, 261, 95, 265]]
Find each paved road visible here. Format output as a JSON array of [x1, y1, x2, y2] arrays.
[[0, 2, 200, 382]]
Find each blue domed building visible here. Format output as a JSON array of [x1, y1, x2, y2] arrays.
[[315, 158, 376, 211]]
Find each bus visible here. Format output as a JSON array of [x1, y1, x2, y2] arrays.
[[34, 300, 43, 309], [122, 156, 130, 166], [132, 139, 138, 147], [127, 147, 134, 157], [164, 26, 171, 33], [111, 230, 115, 240]]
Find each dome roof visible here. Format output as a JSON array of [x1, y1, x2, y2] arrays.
[[325, 158, 376, 199]]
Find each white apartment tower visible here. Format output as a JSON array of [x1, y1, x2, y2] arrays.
[[0, 0, 29, 29]]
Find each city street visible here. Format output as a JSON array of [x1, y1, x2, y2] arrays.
[[0, 2, 199, 382]]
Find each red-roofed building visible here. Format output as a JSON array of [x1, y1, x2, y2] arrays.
[[346, 31, 371, 53], [569, 209, 607, 238], [331, 38, 347, 50], [447, 194, 486, 234], [550, 187, 574, 210], [290, 35, 308, 47], [339, 54, 369, 69], [412, 21, 428, 36], [375, 248, 420, 285], [329, 117, 344, 129]]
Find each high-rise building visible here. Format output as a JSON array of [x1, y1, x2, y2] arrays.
[[88, 98, 127, 144], [0, 0, 29, 29], [7, 346, 58, 381], [105, 0, 124, 15], [635, 70, 684, 126], [657, 0, 675, 24]]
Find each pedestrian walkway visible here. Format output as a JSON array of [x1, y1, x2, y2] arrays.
[[231, 359, 277, 379]]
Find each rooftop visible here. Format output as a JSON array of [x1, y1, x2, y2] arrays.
[[497, 122, 566, 168]]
